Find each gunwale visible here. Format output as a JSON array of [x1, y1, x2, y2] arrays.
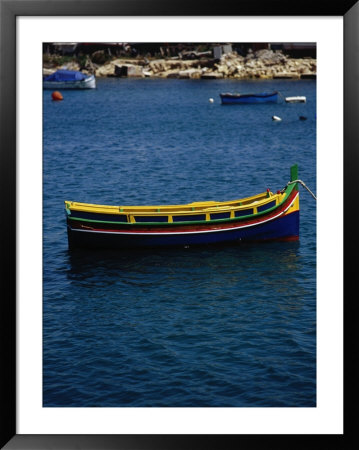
[[66, 191, 270, 214], [220, 91, 278, 99], [65, 183, 297, 227], [68, 190, 298, 233]]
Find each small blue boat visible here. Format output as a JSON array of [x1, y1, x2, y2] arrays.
[[220, 91, 279, 104], [43, 69, 96, 89]]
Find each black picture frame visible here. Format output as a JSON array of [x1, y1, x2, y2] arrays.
[[1, 1, 357, 448]]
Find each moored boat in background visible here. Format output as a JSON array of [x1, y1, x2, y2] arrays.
[[65, 165, 300, 249], [43, 69, 96, 89], [220, 91, 279, 104], [285, 96, 306, 103]]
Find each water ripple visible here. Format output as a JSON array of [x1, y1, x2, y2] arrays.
[[43, 78, 316, 407]]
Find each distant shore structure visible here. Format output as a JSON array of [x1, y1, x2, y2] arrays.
[[43, 42, 317, 81]]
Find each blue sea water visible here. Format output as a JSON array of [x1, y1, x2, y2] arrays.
[[43, 78, 316, 407]]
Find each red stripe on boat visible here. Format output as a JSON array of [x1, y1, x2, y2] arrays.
[[69, 191, 298, 236]]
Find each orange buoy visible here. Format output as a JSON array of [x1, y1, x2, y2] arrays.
[[52, 91, 63, 101]]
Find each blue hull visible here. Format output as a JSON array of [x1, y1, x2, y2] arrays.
[[220, 92, 278, 104], [68, 210, 299, 250]]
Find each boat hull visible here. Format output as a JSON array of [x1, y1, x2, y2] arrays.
[[67, 210, 299, 249], [66, 191, 299, 249], [220, 92, 278, 104], [43, 75, 96, 90]]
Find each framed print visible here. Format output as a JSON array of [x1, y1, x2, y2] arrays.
[[1, 0, 357, 448]]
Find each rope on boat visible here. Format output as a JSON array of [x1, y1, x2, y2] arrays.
[[282, 180, 317, 200], [277, 91, 286, 102]]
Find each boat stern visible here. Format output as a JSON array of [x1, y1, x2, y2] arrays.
[[279, 164, 300, 240]]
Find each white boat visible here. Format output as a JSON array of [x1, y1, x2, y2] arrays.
[[285, 96, 306, 103], [43, 70, 96, 89]]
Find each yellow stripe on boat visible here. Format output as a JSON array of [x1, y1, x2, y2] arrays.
[[65, 191, 285, 217]]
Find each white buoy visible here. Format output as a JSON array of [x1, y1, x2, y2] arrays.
[[209, 98, 214, 103], [272, 115, 282, 121]]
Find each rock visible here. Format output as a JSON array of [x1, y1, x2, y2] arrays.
[[166, 72, 180, 79], [95, 63, 115, 77], [64, 48, 316, 80], [216, 65, 229, 75], [201, 72, 224, 79], [178, 68, 202, 79], [254, 49, 288, 65], [61, 62, 80, 71], [149, 59, 168, 74], [43, 68, 55, 76], [114, 63, 144, 77], [273, 72, 298, 79]]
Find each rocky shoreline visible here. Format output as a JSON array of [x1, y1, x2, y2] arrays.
[[43, 49, 316, 81]]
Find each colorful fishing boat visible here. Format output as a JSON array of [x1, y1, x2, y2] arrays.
[[220, 91, 279, 104], [65, 165, 300, 250], [43, 69, 96, 89]]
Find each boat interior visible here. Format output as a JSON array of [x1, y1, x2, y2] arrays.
[[65, 189, 290, 224]]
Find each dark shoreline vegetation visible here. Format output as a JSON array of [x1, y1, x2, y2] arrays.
[[43, 44, 316, 80]]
